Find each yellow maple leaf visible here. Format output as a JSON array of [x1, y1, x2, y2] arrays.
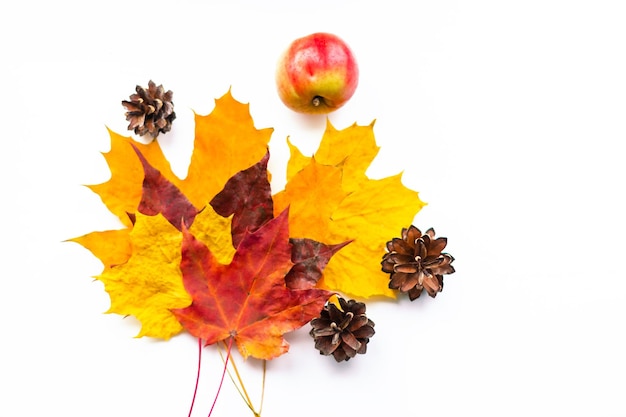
[[99, 213, 188, 339], [312, 120, 380, 192], [285, 137, 310, 182], [273, 161, 346, 243], [285, 121, 379, 193], [188, 207, 236, 265], [98, 208, 235, 339], [274, 121, 426, 299]]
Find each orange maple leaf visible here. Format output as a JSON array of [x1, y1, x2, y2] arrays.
[[274, 121, 426, 299], [172, 210, 333, 360], [87, 90, 272, 227], [68, 229, 131, 269], [182, 91, 273, 208], [88, 128, 180, 228], [74, 90, 270, 271]]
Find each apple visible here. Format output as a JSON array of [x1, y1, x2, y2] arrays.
[[276, 32, 359, 114]]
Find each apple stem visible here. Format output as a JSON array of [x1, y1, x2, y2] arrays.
[[312, 96, 322, 107]]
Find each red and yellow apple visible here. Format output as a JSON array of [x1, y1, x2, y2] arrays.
[[275, 32, 359, 114]]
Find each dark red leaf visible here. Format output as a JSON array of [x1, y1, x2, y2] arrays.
[[210, 151, 273, 247], [286, 239, 351, 289], [132, 144, 198, 230]]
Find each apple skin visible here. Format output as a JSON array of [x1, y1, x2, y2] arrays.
[[276, 32, 359, 114]]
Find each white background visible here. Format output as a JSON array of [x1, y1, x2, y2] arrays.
[[2, 1, 625, 416]]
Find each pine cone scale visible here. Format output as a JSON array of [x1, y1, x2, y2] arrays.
[[423, 274, 443, 297], [341, 332, 362, 351], [405, 225, 423, 243], [430, 237, 448, 255], [408, 287, 422, 300], [347, 314, 369, 331], [388, 238, 412, 253], [394, 263, 420, 274], [314, 337, 338, 355], [351, 322, 375, 339], [388, 253, 416, 265], [389, 271, 418, 292]]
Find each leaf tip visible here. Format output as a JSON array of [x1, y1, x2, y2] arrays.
[[324, 118, 337, 132]]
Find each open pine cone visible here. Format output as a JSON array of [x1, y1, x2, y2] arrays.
[[310, 297, 375, 362], [381, 226, 455, 301], [122, 80, 176, 139]]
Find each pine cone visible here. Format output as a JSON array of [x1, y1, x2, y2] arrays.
[[122, 80, 176, 139], [310, 297, 375, 362], [381, 226, 455, 301]]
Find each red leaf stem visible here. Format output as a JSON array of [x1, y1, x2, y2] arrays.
[[187, 337, 203, 417], [208, 336, 234, 417]]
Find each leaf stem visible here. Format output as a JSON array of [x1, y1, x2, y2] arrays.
[[217, 341, 265, 417], [227, 344, 254, 408], [187, 337, 203, 417], [258, 360, 266, 416], [208, 336, 234, 417], [218, 344, 252, 410]]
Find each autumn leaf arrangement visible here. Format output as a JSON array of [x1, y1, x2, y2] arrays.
[[70, 81, 455, 416]]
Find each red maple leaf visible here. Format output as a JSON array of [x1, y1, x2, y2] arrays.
[[172, 209, 333, 360]]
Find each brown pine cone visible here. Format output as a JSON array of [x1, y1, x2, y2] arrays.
[[122, 80, 176, 139], [381, 226, 455, 300], [310, 297, 375, 362]]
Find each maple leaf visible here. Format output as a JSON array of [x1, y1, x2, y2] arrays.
[[70, 142, 203, 272], [210, 151, 273, 248], [132, 144, 198, 230], [88, 128, 181, 228], [274, 161, 345, 243], [88, 91, 272, 227], [289, 120, 380, 193], [285, 239, 351, 290], [95, 208, 235, 339], [274, 121, 426, 299], [97, 212, 191, 339], [208, 151, 351, 289], [183, 91, 273, 208], [172, 210, 333, 360], [67, 228, 131, 269], [74, 90, 269, 272]]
